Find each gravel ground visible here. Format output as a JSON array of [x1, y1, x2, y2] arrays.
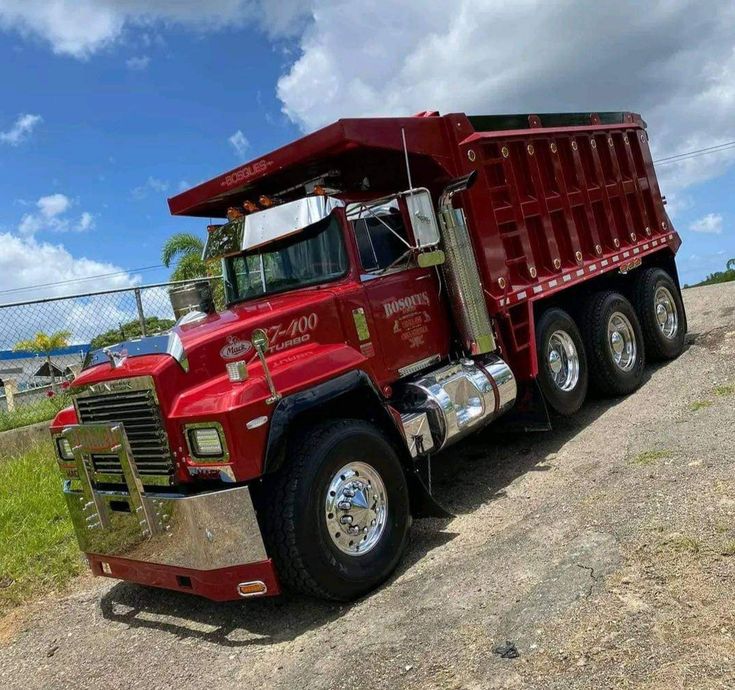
[[1, 282, 734, 690]]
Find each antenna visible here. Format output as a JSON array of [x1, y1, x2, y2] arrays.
[[401, 128, 414, 191]]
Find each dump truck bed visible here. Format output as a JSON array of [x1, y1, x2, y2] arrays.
[[169, 111, 679, 378]]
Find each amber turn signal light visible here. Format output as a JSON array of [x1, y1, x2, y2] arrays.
[[237, 581, 267, 597]]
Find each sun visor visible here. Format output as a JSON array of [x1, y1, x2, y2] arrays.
[[203, 196, 344, 261]]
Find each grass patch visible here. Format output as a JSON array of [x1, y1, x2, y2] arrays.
[[661, 535, 701, 554], [721, 542, 735, 557], [0, 444, 82, 614], [689, 400, 713, 412], [714, 384, 735, 396], [0, 393, 71, 433], [631, 449, 670, 466]]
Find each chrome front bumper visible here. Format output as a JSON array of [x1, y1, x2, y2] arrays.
[[61, 423, 267, 570]]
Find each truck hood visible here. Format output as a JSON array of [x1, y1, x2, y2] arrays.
[[72, 287, 348, 393]]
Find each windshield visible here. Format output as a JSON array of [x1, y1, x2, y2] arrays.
[[224, 214, 348, 303]]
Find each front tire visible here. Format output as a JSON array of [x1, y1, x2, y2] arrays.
[[633, 267, 686, 361], [582, 291, 646, 396], [535, 308, 588, 416], [262, 419, 410, 601]]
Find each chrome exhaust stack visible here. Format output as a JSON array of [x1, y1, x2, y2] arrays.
[[437, 172, 496, 356]]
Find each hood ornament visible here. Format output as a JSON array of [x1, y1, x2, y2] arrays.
[[103, 347, 128, 369]]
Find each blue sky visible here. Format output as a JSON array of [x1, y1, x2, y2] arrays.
[[0, 0, 733, 302]]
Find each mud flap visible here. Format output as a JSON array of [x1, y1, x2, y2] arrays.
[[406, 455, 454, 519], [491, 379, 552, 433]]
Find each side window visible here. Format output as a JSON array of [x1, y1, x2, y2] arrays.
[[353, 210, 409, 272]]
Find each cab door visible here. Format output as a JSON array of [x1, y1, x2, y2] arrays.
[[352, 206, 450, 378]]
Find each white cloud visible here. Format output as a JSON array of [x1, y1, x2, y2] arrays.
[[0, 231, 138, 302], [0, 113, 42, 145], [689, 213, 724, 235], [0, 1, 306, 59], [132, 176, 169, 199], [228, 129, 250, 158], [17, 193, 94, 236], [37, 193, 71, 218], [126, 55, 150, 70], [275, 1, 735, 199]]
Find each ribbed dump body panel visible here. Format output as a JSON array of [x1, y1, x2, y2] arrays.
[[75, 390, 172, 476]]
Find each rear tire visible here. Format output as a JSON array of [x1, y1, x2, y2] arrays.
[[261, 419, 410, 601], [582, 291, 646, 396], [632, 268, 686, 361], [535, 308, 588, 415]]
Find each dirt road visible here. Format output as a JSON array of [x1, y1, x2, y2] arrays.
[[1, 282, 734, 690]]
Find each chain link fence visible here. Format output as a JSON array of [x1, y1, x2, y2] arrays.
[[0, 278, 219, 432]]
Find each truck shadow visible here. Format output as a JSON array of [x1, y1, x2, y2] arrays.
[[98, 521, 456, 648], [99, 360, 674, 648]]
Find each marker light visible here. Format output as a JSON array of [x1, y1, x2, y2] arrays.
[[227, 207, 244, 221], [226, 360, 248, 383], [258, 195, 274, 207], [188, 427, 224, 458], [243, 200, 259, 213], [237, 580, 267, 597]]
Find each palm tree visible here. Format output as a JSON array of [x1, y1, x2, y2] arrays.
[[14, 330, 71, 392], [161, 233, 207, 281]]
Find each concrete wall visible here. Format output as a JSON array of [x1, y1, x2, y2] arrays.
[[0, 421, 53, 460]]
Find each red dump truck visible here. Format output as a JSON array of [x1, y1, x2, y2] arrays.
[[51, 111, 686, 601]]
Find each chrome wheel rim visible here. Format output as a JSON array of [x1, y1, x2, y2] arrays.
[[608, 312, 637, 371], [547, 330, 580, 392], [325, 461, 387, 556], [654, 286, 678, 339]]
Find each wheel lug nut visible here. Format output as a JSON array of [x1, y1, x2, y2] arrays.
[[339, 515, 353, 525], [338, 501, 352, 510]]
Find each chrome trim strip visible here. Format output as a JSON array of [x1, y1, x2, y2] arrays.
[[398, 354, 441, 378]]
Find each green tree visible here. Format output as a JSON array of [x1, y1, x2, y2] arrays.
[[727, 258, 735, 271], [161, 231, 225, 310], [161, 233, 207, 281], [14, 330, 72, 391], [89, 317, 175, 350]]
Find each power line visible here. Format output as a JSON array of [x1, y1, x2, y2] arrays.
[[654, 140, 735, 165], [0, 264, 165, 296]]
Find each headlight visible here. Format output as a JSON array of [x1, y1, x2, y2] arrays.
[[56, 437, 74, 462], [187, 425, 226, 460]]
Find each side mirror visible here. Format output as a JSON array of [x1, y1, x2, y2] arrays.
[[404, 188, 441, 249]]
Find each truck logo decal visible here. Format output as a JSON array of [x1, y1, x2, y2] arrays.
[[383, 291, 430, 318], [221, 159, 274, 188], [220, 336, 253, 360]]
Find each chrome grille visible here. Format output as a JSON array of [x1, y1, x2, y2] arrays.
[[75, 389, 172, 477]]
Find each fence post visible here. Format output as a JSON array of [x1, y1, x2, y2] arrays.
[[5, 378, 17, 413], [134, 288, 147, 337]]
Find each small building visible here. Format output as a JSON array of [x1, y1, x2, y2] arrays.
[[0, 344, 89, 413]]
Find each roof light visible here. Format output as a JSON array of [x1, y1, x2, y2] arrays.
[[243, 200, 259, 213], [227, 207, 243, 221], [258, 195, 275, 207]]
